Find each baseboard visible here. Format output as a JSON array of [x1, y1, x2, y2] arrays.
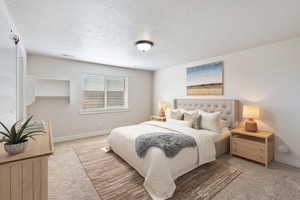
[[53, 129, 111, 143]]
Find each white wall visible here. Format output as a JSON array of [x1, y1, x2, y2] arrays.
[[0, 0, 21, 127], [0, 0, 27, 126], [153, 38, 300, 167], [27, 54, 153, 141]]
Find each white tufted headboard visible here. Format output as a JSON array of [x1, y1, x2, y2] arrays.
[[174, 99, 240, 129]]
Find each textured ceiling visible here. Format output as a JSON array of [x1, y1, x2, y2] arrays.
[[5, 0, 300, 70]]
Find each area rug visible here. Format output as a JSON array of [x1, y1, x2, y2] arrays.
[[74, 140, 241, 200]]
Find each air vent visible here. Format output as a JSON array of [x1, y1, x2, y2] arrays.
[[61, 54, 75, 58]]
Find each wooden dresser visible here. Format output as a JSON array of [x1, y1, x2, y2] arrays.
[[0, 121, 54, 200], [230, 128, 274, 168]]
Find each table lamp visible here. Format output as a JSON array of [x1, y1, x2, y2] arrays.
[[243, 104, 260, 132], [159, 101, 167, 117]]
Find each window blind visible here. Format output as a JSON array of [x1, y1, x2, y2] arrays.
[[83, 75, 105, 110], [106, 78, 125, 107], [82, 73, 128, 112]]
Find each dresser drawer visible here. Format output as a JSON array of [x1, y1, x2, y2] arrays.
[[231, 137, 265, 163]]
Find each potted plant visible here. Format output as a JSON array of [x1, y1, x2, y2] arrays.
[[0, 116, 43, 155]]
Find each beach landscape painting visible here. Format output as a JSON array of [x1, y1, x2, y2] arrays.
[[186, 61, 223, 95]]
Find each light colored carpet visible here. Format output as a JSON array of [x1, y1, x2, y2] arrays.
[[49, 135, 300, 200], [73, 140, 241, 200]]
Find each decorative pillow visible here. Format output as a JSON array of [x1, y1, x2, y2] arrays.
[[165, 108, 183, 119], [171, 110, 183, 120], [166, 119, 192, 128], [183, 111, 201, 129], [198, 110, 221, 132]]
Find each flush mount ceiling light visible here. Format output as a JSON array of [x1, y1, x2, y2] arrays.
[[135, 40, 154, 52]]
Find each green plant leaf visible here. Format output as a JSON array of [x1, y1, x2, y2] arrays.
[[10, 120, 23, 144], [19, 132, 42, 141], [0, 137, 9, 143], [27, 135, 37, 141], [0, 131, 11, 139], [19, 137, 28, 143], [17, 116, 33, 141], [0, 121, 11, 135], [0, 116, 42, 144], [21, 130, 44, 138], [10, 120, 19, 134]]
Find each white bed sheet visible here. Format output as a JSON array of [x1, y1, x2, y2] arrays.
[[212, 128, 230, 142], [108, 121, 216, 200]]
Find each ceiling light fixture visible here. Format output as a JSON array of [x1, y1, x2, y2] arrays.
[[135, 40, 154, 52]]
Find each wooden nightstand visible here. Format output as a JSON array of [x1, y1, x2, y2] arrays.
[[230, 128, 274, 168], [150, 115, 166, 122]]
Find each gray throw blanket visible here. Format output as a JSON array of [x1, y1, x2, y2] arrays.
[[135, 132, 196, 158]]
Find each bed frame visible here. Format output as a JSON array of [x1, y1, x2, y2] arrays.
[[174, 99, 240, 156]]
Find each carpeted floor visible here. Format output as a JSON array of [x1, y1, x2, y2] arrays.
[[49, 135, 300, 200], [73, 139, 241, 200]]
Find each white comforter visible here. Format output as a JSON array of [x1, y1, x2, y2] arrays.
[[108, 121, 216, 200]]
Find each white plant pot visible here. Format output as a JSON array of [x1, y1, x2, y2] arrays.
[[4, 141, 28, 155]]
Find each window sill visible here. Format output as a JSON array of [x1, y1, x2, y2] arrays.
[[80, 108, 129, 115]]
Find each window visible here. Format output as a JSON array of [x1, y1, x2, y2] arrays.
[[81, 73, 128, 113]]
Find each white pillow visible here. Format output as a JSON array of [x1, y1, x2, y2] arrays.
[[166, 118, 193, 128], [165, 108, 183, 119], [219, 119, 227, 129], [198, 110, 221, 132]]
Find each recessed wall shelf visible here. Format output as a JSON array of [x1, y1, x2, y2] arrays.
[[35, 79, 70, 97], [26, 76, 71, 105]]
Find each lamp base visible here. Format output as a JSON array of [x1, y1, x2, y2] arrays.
[[159, 108, 165, 117], [245, 119, 258, 132]]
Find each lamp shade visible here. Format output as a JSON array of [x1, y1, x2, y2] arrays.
[[243, 105, 260, 119], [159, 101, 167, 110], [159, 101, 167, 117]]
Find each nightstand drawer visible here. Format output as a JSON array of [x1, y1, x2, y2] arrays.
[[231, 128, 274, 168], [231, 137, 265, 163]]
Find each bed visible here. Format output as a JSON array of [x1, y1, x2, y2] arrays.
[[174, 99, 240, 157], [108, 99, 239, 200]]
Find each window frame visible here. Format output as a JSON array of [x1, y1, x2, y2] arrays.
[[80, 73, 129, 114]]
